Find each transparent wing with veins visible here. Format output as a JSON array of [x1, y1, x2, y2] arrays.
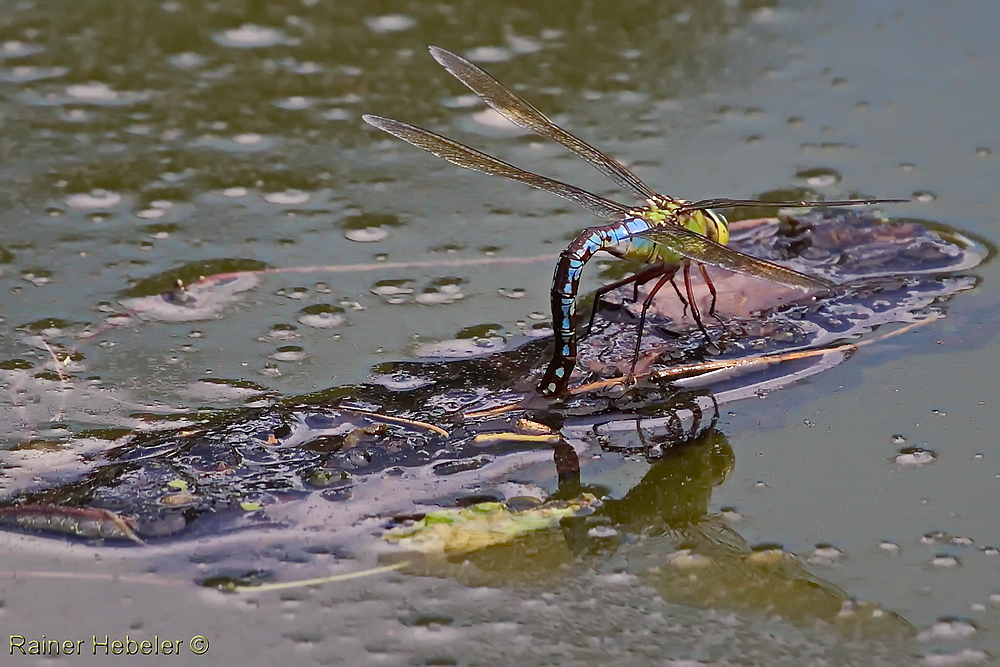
[[638, 224, 836, 290], [362, 114, 631, 220], [429, 45, 659, 202]]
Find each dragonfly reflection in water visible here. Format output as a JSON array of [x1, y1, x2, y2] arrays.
[[364, 46, 904, 396]]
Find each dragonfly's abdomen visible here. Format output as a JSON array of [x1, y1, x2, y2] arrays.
[[538, 216, 653, 396], [537, 208, 730, 396]]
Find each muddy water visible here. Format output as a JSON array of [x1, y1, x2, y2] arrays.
[[1, 1, 999, 665]]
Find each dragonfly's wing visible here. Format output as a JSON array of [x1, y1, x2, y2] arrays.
[[363, 114, 630, 220], [429, 46, 659, 202], [681, 197, 909, 213], [638, 224, 836, 290]]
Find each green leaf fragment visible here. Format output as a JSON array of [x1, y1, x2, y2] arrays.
[[166, 479, 188, 492], [240, 501, 263, 511], [383, 494, 599, 554]]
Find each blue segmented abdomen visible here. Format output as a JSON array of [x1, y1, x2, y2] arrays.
[[538, 216, 654, 396]]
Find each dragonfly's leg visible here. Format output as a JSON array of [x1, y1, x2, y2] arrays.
[[669, 274, 689, 317], [626, 266, 679, 383], [683, 263, 714, 347], [698, 263, 727, 328], [584, 263, 666, 339]]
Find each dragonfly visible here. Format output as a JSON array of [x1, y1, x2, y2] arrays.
[[364, 46, 905, 397]]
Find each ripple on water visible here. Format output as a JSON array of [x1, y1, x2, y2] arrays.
[[212, 24, 289, 49]]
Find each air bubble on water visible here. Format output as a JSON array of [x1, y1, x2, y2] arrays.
[[371, 372, 433, 391], [364, 14, 416, 34], [795, 167, 841, 187], [74, 83, 147, 106], [473, 108, 525, 132], [1, 41, 44, 58], [276, 286, 310, 301], [663, 549, 713, 568], [345, 226, 389, 242], [587, 525, 618, 539], [136, 208, 167, 219], [891, 434, 907, 445], [442, 94, 481, 109], [195, 133, 276, 153], [497, 287, 526, 299], [66, 189, 122, 209], [913, 191, 937, 202], [167, 52, 205, 69], [975, 147, 991, 157], [719, 507, 743, 522], [527, 311, 546, 321], [21, 269, 52, 286], [371, 280, 414, 304], [222, 187, 248, 198], [271, 346, 306, 362], [213, 24, 289, 49], [879, 541, 900, 555], [747, 546, 790, 565], [413, 338, 496, 359], [262, 324, 299, 343], [894, 447, 937, 467], [297, 304, 346, 329], [807, 544, 844, 566], [917, 618, 977, 641], [185, 378, 268, 402], [920, 648, 990, 664], [464, 46, 512, 63], [234, 133, 263, 145], [0, 65, 68, 82], [274, 96, 313, 110], [415, 283, 464, 306], [260, 364, 281, 377], [930, 554, 960, 569], [321, 108, 350, 122], [264, 189, 310, 205]]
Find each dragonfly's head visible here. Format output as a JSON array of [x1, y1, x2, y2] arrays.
[[640, 197, 730, 244]]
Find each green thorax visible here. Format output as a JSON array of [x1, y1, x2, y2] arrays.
[[635, 197, 730, 245]]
